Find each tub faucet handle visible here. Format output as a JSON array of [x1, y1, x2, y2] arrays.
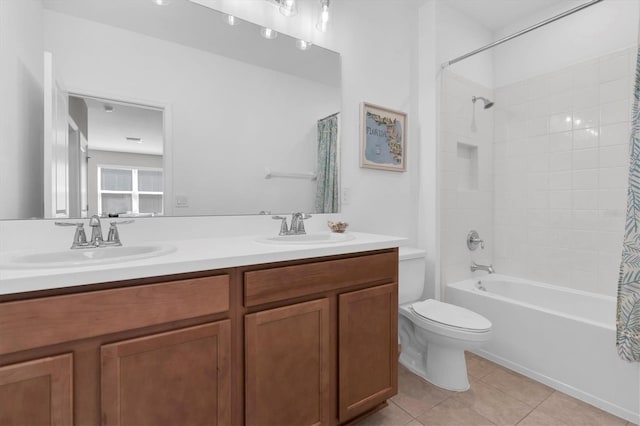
[[467, 230, 484, 250]]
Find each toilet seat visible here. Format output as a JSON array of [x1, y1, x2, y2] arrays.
[[410, 299, 491, 333]]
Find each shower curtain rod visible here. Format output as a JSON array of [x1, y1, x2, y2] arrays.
[[441, 0, 604, 69]]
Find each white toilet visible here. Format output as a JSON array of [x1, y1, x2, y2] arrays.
[[398, 247, 492, 391]]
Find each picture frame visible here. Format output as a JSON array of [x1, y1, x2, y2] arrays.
[[360, 102, 407, 172]]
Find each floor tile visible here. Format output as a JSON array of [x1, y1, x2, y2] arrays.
[[454, 379, 533, 425], [480, 367, 554, 407], [466, 352, 502, 379], [517, 409, 568, 425], [356, 401, 414, 426], [417, 397, 496, 426], [535, 392, 627, 426], [391, 365, 453, 417]]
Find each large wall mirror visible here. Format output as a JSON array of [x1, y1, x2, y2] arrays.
[[0, 0, 341, 220]]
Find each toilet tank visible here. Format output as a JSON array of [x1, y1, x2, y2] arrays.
[[398, 247, 427, 305]]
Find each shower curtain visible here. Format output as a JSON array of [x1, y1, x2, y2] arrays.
[[618, 47, 640, 362], [315, 114, 339, 213]]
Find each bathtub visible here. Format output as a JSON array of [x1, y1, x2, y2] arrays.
[[447, 274, 640, 424]]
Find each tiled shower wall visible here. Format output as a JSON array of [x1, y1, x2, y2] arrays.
[[440, 71, 494, 286], [492, 47, 636, 295]]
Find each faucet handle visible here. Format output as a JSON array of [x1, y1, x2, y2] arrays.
[[272, 216, 289, 236], [467, 230, 485, 250], [105, 220, 134, 246], [55, 221, 88, 249]]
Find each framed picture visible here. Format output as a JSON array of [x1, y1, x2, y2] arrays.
[[360, 102, 407, 172]]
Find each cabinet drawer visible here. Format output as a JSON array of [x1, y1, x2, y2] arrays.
[[244, 251, 397, 307], [0, 275, 229, 355]]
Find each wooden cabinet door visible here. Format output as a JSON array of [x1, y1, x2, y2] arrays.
[[245, 298, 330, 426], [101, 321, 231, 426], [0, 353, 73, 426], [338, 283, 398, 422]]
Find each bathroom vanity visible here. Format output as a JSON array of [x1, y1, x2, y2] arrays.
[[0, 233, 401, 426]]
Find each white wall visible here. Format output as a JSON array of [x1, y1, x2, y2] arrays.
[[494, 0, 639, 87], [435, 1, 495, 89], [43, 10, 339, 217], [0, 0, 44, 219], [328, 1, 420, 245]]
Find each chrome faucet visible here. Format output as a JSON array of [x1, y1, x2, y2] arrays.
[[272, 212, 312, 236], [56, 216, 133, 249], [470, 261, 494, 274], [89, 215, 104, 246]]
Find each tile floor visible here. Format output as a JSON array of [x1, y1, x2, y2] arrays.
[[356, 353, 638, 426]]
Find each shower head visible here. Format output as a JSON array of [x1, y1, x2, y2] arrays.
[[472, 96, 494, 109]]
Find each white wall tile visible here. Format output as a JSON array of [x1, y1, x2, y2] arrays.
[[549, 190, 571, 209], [600, 122, 630, 146], [526, 116, 549, 136], [600, 99, 631, 125], [573, 128, 599, 150], [549, 131, 572, 152], [599, 166, 628, 189], [599, 145, 629, 167], [549, 113, 573, 133], [599, 51, 630, 83], [571, 59, 599, 89], [600, 77, 631, 103], [572, 190, 598, 210], [572, 85, 599, 109], [572, 149, 599, 170], [550, 151, 572, 171], [549, 171, 571, 189], [598, 189, 627, 210], [572, 170, 598, 190], [572, 107, 599, 130]]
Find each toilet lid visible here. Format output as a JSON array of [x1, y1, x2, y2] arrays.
[[411, 299, 492, 332]]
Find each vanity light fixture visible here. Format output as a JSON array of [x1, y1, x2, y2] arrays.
[[316, 0, 330, 32], [260, 27, 278, 39], [225, 14, 239, 26], [279, 0, 297, 17], [295, 39, 312, 50], [152, 0, 171, 5], [104, 105, 114, 113]]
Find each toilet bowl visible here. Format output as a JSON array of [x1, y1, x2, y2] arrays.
[[398, 248, 492, 391]]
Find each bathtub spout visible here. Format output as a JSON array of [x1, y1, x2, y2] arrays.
[[471, 262, 494, 274]]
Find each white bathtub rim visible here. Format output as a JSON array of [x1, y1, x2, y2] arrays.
[[448, 274, 615, 331], [471, 349, 640, 424], [453, 273, 614, 302]]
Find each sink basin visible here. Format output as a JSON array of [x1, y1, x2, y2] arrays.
[[0, 244, 176, 269], [256, 232, 355, 245]]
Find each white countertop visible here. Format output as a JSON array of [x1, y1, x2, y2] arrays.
[[0, 232, 405, 296]]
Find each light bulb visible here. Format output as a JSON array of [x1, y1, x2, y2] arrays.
[[279, 0, 297, 17], [260, 27, 278, 40], [296, 40, 312, 51], [225, 14, 238, 26], [316, 0, 330, 32]]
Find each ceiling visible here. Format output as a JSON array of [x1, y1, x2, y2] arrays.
[[42, 0, 340, 88], [80, 97, 164, 156], [445, 0, 577, 31]]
